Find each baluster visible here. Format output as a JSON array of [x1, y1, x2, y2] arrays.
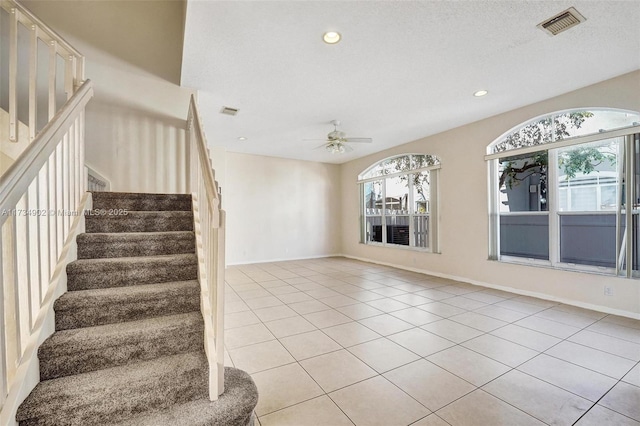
[[29, 24, 38, 141], [55, 144, 63, 254], [62, 135, 70, 235], [75, 56, 85, 90], [38, 164, 50, 302], [26, 181, 41, 326], [14, 196, 30, 353], [48, 40, 57, 120], [9, 8, 18, 142], [69, 122, 76, 211], [64, 54, 74, 99], [80, 112, 86, 193], [48, 155, 56, 275], [74, 119, 80, 201], [0, 230, 7, 406], [2, 216, 19, 382]]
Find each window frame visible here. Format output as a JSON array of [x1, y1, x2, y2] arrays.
[[359, 154, 440, 253], [487, 109, 640, 278]]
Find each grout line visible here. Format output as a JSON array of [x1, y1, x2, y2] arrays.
[[230, 258, 640, 425]]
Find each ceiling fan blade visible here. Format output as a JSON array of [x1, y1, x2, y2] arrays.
[[303, 138, 327, 142], [313, 143, 328, 150], [344, 144, 354, 152], [344, 137, 372, 143]]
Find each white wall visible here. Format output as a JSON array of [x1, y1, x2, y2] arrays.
[[0, 108, 29, 174], [22, 0, 193, 193], [226, 152, 341, 264], [341, 71, 640, 317]]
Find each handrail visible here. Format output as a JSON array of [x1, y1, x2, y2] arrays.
[[0, 80, 93, 225], [1, 0, 85, 143], [187, 95, 226, 400], [188, 97, 221, 223]]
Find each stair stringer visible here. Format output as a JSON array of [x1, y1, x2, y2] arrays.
[[0, 193, 92, 426]]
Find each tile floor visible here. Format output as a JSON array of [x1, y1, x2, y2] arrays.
[[223, 257, 640, 426]]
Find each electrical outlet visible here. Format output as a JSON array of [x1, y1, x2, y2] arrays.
[[604, 286, 614, 296]]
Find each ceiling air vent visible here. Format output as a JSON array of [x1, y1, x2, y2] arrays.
[[537, 7, 586, 36], [220, 106, 239, 116]]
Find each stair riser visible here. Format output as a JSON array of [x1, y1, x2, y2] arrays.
[[18, 354, 208, 426], [67, 261, 197, 291], [55, 290, 200, 330], [77, 235, 195, 259], [92, 193, 192, 212], [39, 325, 204, 380], [85, 215, 193, 233]]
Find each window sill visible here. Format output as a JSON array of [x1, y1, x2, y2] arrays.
[[493, 256, 634, 278], [360, 241, 437, 254]]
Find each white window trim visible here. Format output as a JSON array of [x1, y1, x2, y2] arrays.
[[359, 157, 440, 253], [488, 124, 640, 278]]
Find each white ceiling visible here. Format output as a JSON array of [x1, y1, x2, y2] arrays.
[[181, 1, 640, 164]]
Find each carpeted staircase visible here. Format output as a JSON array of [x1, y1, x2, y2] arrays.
[[16, 192, 257, 426]]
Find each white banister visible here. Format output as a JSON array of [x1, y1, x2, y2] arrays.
[[1, 0, 85, 146], [0, 3, 93, 417], [187, 95, 226, 400], [0, 81, 93, 422]]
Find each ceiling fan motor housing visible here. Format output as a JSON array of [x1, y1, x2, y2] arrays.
[[328, 130, 346, 141]]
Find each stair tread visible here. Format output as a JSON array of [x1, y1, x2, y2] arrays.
[[113, 368, 258, 426], [92, 192, 192, 199], [56, 280, 199, 307], [77, 231, 196, 259], [84, 210, 193, 233], [66, 254, 198, 291], [91, 192, 192, 212], [41, 312, 203, 353], [86, 210, 192, 215], [77, 230, 194, 241], [68, 253, 197, 270], [16, 351, 208, 424]]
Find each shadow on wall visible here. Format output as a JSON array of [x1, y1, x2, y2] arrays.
[[86, 98, 187, 194], [21, 0, 185, 85]]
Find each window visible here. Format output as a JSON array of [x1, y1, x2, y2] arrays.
[[359, 154, 440, 252], [487, 108, 640, 277]]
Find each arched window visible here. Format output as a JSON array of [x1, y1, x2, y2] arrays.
[[486, 108, 640, 277], [358, 154, 440, 252]]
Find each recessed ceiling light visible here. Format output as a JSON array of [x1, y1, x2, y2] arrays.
[[237, 137, 247, 141], [473, 90, 488, 97], [323, 31, 341, 44]]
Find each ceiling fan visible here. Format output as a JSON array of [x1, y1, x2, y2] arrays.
[[305, 120, 373, 154]]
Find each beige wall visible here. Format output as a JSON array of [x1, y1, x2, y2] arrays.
[[226, 152, 341, 264], [22, 0, 193, 193], [341, 70, 640, 317]]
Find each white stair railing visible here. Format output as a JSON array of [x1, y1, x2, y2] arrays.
[[0, 1, 93, 421], [0, 78, 93, 420], [187, 95, 226, 400], [0, 0, 85, 144]]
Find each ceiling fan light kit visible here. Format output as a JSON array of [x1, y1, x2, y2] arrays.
[[326, 142, 346, 154]]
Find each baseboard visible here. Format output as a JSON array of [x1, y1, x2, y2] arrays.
[[227, 253, 344, 266], [342, 254, 640, 320], [0, 193, 91, 426]]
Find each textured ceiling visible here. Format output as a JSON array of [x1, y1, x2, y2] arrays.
[[181, 1, 640, 164]]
